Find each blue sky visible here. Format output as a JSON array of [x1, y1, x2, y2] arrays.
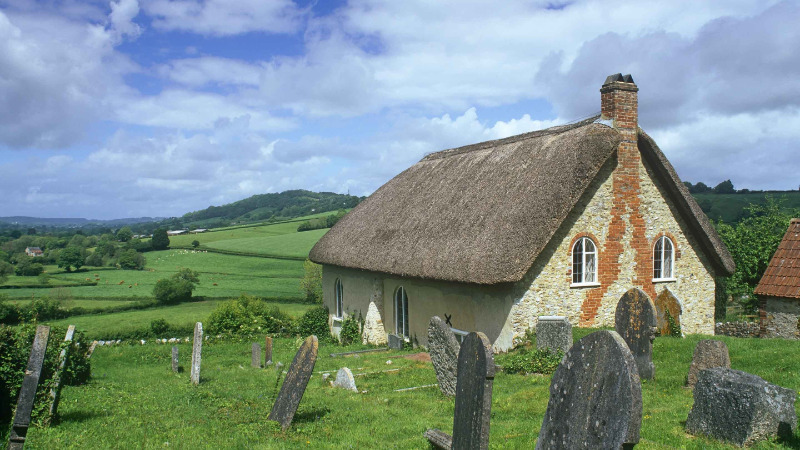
[[0, 0, 798, 219]]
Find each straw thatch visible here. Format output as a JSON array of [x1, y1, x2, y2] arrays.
[[310, 118, 734, 284]]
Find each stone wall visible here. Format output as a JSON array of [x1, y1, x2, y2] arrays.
[[759, 297, 800, 339], [715, 321, 761, 338]]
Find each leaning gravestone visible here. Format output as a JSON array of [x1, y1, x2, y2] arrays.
[[615, 288, 657, 379], [268, 335, 319, 431], [536, 316, 572, 354], [252, 343, 261, 368], [425, 332, 495, 450], [172, 346, 179, 373], [86, 340, 98, 359], [9, 325, 50, 450], [536, 330, 642, 450], [686, 368, 796, 446], [687, 340, 730, 390], [654, 289, 682, 336], [265, 336, 273, 365], [191, 322, 203, 385], [332, 367, 358, 392], [48, 324, 76, 422], [428, 316, 460, 397]]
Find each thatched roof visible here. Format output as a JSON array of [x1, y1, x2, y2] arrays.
[[310, 117, 734, 284]]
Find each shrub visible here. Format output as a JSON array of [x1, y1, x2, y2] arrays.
[[207, 294, 294, 336], [191, 240, 200, 248], [22, 297, 66, 322], [297, 305, 330, 342], [118, 249, 146, 270], [153, 278, 194, 305], [339, 312, 362, 346], [14, 257, 44, 276], [299, 259, 322, 303], [0, 296, 20, 324], [500, 347, 564, 375], [84, 251, 103, 267], [150, 318, 170, 336]]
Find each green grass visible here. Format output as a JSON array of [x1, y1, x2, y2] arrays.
[[18, 332, 800, 448], [6, 298, 138, 310], [167, 212, 335, 247], [205, 228, 328, 259]]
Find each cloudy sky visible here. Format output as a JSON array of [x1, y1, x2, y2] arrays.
[[0, 0, 798, 219]]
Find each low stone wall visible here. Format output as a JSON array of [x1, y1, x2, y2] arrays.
[[714, 322, 761, 338]]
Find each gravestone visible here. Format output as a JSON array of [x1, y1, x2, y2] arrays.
[[332, 367, 358, 392], [172, 346, 179, 373], [252, 343, 261, 368], [9, 325, 50, 450], [268, 335, 319, 431], [536, 330, 642, 450], [654, 289, 682, 336], [615, 288, 657, 379], [86, 340, 98, 359], [425, 332, 495, 450], [190, 322, 202, 385], [686, 368, 796, 446], [536, 316, 572, 354], [428, 316, 460, 397], [48, 325, 75, 422], [388, 334, 404, 350], [687, 340, 730, 389], [264, 336, 273, 365]]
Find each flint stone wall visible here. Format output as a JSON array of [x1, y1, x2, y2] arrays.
[[715, 321, 760, 338], [760, 297, 800, 339]]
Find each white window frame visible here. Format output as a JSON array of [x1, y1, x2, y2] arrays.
[[571, 237, 599, 287], [394, 286, 409, 339], [334, 278, 344, 320], [450, 327, 469, 344], [653, 236, 676, 282]]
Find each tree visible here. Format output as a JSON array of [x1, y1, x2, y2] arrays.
[[117, 249, 146, 270], [191, 240, 200, 248], [57, 247, 84, 272], [85, 251, 104, 267], [153, 269, 199, 305], [0, 261, 13, 285], [693, 182, 712, 193], [713, 179, 735, 194], [300, 259, 323, 303], [151, 228, 170, 250], [14, 257, 43, 276], [116, 227, 133, 242]]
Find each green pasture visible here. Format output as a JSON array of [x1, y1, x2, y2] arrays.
[[205, 228, 328, 259], [15, 332, 800, 448], [6, 298, 137, 311]]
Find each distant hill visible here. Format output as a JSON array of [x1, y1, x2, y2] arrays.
[[691, 191, 800, 224], [0, 216, 164, 227]]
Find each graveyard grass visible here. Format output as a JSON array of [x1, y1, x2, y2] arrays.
[[15, 330, 800, 449]]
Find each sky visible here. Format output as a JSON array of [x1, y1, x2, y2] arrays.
[[0, 0, 798, 220]]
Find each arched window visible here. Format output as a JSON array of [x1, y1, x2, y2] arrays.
[[653, 236, 675, 280], [394, 286, 409, 338], [334, 278, 344, 319], [572, 237, 597, 285]]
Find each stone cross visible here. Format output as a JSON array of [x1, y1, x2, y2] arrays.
[[427, 316, 460, 397], [190, 322, 203, 385], [425, 331, 495, 450], [654, 289, 682, 336], [615, 288, 657, 379], [687, 340, 730, 390], [264, 336, 273, 365], [172, 346, 179, 373], [48, 325, 75, 422], [268, 335, 319, 431], [9, 325, 50, 450], [252, 343, 262, 368], [536, 330, 642, 450], [536, 316, 572, 353]]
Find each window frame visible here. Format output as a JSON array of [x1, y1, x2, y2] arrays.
[[334, 278, 344, 320], [571, 236, 599, 287], [653, 236, 676, 282], [394, 286, 409, 339]]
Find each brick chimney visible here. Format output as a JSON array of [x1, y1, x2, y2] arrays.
[[600, 73, 638, 138]]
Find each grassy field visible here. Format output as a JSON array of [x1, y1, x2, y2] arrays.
[[168, 212, 335, 247], [16, 332, 800, 448], [205, 228, 328, 259]]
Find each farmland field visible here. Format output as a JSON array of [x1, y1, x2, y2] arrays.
[[205, 228, 328, 259]]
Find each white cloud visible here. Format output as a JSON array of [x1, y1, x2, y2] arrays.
[[109, 0, 142, 41], [143, 0, 305, 36]]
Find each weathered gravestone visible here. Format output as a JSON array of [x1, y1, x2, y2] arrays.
[[615, 288, 657, 379], [48, 325, 75, 422], [686, 368, 797, 446], [428, 316, 460, 397], [264, 336, 273, 365], [654, 289, 682, 336], [536, 316, 572, 354], [252, 343, 261, 368], [686, 340, 730, 390], [388, 334, 404, 350], [9, 325, 50, 450], [86, 340, 98, 359], [536, 330, 642, 450], [424, 331, 495, 450], [268, 335, 319, 431], [172, 346, 179, 373], [332, 367, 358, 392], [191, 322, 203, 385]]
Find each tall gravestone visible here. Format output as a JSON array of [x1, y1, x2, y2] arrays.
[[687, 340, 730, 389], [252, 343, 262, 368], [48, 324, 75, 422], [268, 335, 319, 431], [172, 346, 179, 373], [615, 288, 657, 379], [9, 325, 50, 450], [428, 316, 460, 397], [425, 332, 495, 450], [264, 336, 273, 365], [536, 330, 642, 450], [536, 316, 572, 353], [654, 289, 682, 336], [191, 322, 203, 385]]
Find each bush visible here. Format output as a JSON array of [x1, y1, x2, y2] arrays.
[[117, 249, 146, 270], [299, 259, 322, 303], [153, 278, 194, 305], [191, 240, 200, 248], [0, 296, 20, 324], [14, 257, 44, 276], [84, 251, 103, 267], [207, 294, 295, 336], [297, 305, 330, 342], [500, 347, 563, 375], [150, 318, 170, 336], [339, 312, 362, 346], [22, 297, 66, 322]]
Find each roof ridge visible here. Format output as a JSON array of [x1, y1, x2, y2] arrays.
[[421, 114, 602, 162]]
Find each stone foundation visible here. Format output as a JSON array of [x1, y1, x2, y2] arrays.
[[759, 297, 800, 339], [715, 322, 760, 338]]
